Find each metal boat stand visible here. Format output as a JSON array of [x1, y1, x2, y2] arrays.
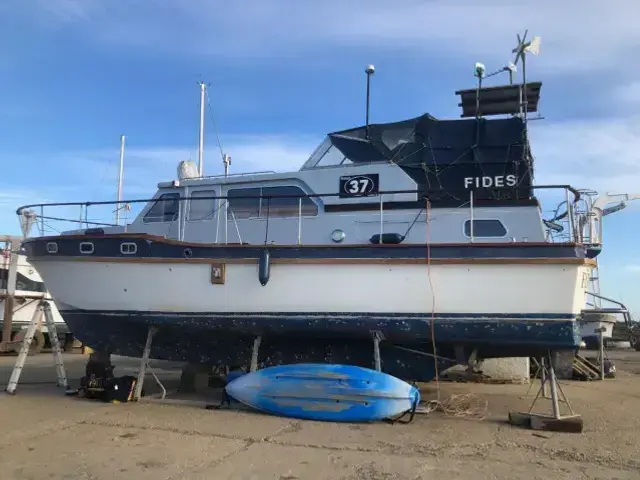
[[250, 336, 262, 372], [5, 300, 69, 395], [134, 330, 265, 408], [509, 352, 583, 433], [526, 357, 551, 399], [210, 335, 263, 411], [130, 327, 167, 402], [372, 331, 384, 371]]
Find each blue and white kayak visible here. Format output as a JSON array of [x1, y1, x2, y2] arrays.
[[225, 363, 420, 422]]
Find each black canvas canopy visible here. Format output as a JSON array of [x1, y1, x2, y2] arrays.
[[301, 113, 534, 203]]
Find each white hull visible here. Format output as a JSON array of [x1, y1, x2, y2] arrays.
[[32, 260, 591, 316]]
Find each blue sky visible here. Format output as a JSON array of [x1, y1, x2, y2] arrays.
[[1, 0, 639, 314]]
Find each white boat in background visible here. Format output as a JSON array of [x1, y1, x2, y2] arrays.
[[567, 192, 640, 348], [0, 247, 70, 353]]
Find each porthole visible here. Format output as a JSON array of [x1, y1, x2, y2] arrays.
[[120, 242, 138, 255], [330, 229, 346, 243], [184, 247, 193, 258], [46, 242, 58, 254], [79, 242, 94, 254]]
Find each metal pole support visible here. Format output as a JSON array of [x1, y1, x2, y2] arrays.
[[596, 326, 606, 381], [547, 352, 561, 419], [372, 331, 383, 372], [250, 336, 262, 373], [132, 327, 157, 401]]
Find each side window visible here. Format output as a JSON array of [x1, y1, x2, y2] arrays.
[[15, 273, 46, 293], [261, 186, 318, 217], [227, 188, 261, 219], [464, 219, 507, 237], [143, 193, 180, 223], [188, 190, 216, 221]]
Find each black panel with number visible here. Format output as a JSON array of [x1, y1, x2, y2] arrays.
[[339, 174, 380, 198]]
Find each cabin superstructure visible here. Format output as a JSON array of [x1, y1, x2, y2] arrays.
[[124, 112, 545, 245]]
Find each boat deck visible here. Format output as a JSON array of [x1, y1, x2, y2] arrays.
[[1, 352, 639, 479]]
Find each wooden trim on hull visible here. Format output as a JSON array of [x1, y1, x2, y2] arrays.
[[30, 256, 597, 266]]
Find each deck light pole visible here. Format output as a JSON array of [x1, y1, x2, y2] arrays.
[[365, 64, 375, 140]]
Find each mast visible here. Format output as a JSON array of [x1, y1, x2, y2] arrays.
[[364, 65, 375, 140], [115, 134, 125, 225], [198, 81, 206, 177]]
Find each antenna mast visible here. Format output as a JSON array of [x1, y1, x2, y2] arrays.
[[364, 65, 375, 140], [115, 134, 125, 225], [512, 30, 541, 122], [197, 81, 206, 177]]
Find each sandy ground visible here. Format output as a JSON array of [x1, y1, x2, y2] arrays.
[[0, 351, 639, 480]]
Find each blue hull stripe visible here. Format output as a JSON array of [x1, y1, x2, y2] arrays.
[[23, 235, 590, 261]]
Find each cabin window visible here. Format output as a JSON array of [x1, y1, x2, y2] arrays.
[[143, 193, 180, 223], [227, 188, 261, 218], [79, 242, 94, 254], [120, 242, 137, 255], [316, 145, 349, 167], [464, 219, 507, 238], [261, 186, 318, 217], [188, 190, 217, 221], [0, 269, 45, 293], [46, 242, 58, 254], [381, 127, 414, 151], [227, 186, 318, 219]]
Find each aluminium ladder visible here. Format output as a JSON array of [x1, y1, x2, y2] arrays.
[[5, 300, 69, 394]]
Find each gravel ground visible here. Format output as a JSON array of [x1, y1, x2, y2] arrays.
[[0, 351, 639, 479]]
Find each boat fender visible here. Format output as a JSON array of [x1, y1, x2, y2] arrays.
[[258, 249, 271, 286], [369, 233, 405, 245]]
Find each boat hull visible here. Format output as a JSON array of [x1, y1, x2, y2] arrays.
[[22, 236, 592, 381], [27, 258, 589, 316], [60, 308, 579, 380]]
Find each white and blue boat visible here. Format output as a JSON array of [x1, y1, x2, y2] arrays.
[[16, 41, 632, 380]]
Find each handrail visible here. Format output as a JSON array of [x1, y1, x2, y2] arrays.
[[196, 170, 276, 180], [585, 291, 635, 339], [16, 184, 584, 245], [586, 292, 629, 312], [16, 184, 581, 215]]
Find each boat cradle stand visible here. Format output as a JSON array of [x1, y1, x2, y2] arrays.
[[128, 327, 264, 406], [508, 352, 583, 433], [130, 328, 389, 407]]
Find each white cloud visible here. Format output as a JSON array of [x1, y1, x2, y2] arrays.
[[58, 134, 318, 199], [0, 135, 317, 235], [612, 81, 640, 104], [530, 115, 640, 196], [13, 1, 640, 75], [0, 188, 51, 237]]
